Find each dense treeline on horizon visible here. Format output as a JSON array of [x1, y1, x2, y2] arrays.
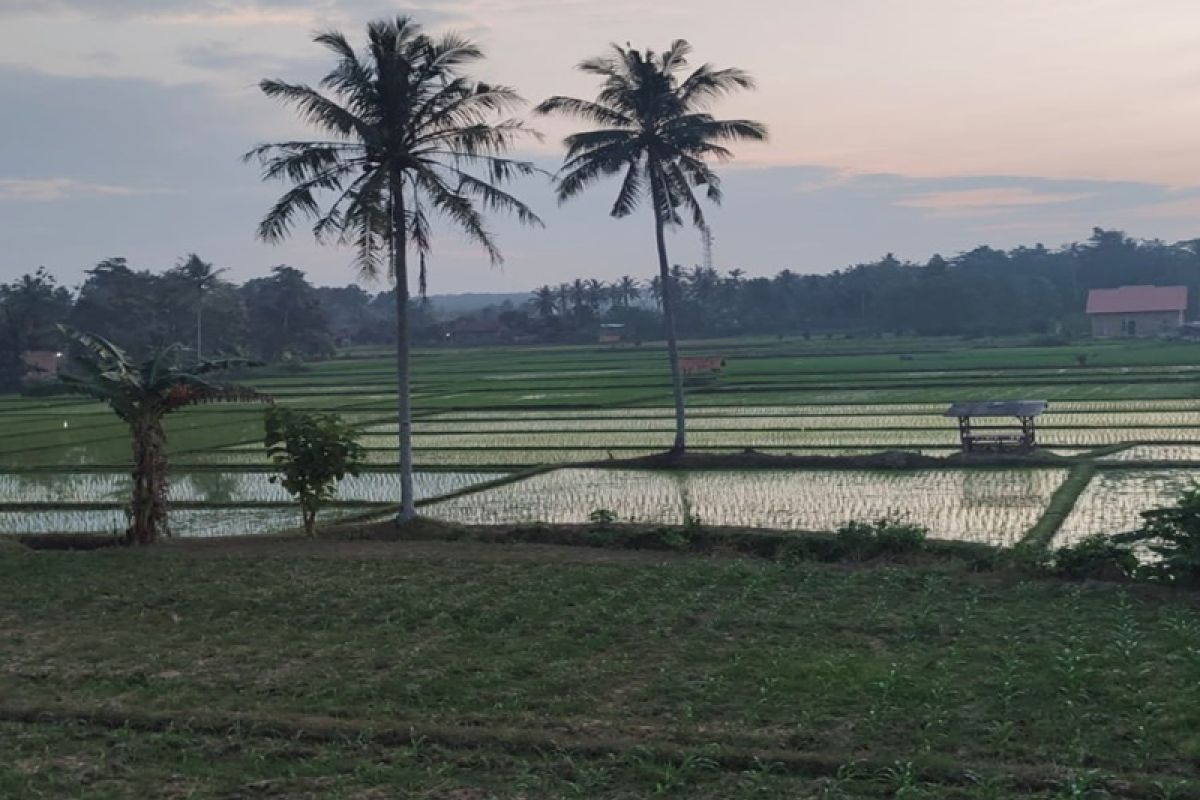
[[2, 227, 1198, 389]]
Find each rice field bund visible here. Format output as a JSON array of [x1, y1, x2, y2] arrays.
[[5, 335, 1200, 546]]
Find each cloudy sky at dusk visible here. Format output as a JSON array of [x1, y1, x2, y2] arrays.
[[2, 0, 1200, 293]]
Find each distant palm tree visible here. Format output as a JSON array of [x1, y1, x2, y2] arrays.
[[533, 285, 557, 320], [245, 16, 541, 521], [172, 254, 228, 359], [53, 329, 266, 545], [585, 278, 608, 312], [570, 278, 588, 316], [648, 275, 664, 309], [612, 275, 641, 307], [536, 40, 765, 453]]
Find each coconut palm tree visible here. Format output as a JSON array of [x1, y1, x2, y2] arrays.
[[612, 275, 641, 308], [648, 275, 664, 309], [556, 283, 572, 316], [584, 278, 609, 313], [532, 285, 557, 321], [536, 40, 765, 453], [171, 254, 228, 359], [53, 329, 267, 545], [245, 16, 541, 521]]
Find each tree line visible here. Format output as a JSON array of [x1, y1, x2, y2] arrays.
[[0, 257, 327, 390], [7, 226, 1200, 391], [474, 227, 1200, 341]]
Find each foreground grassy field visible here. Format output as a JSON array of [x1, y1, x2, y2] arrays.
[[3, 536, 1200, 798]]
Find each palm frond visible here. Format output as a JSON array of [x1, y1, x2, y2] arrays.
[[453, 171, 544, 228], [610, 162, 645, 218], [660, 39, 693, 73], [533, 96, 632, 127], [259, 80, 368, 139], [678, 65, 757, 109], [412, 165, 502, 264]]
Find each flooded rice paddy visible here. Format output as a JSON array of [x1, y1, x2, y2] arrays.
[[424, 468, 1067, 546], [1055, 469, 1200, 547], [6, 361, 1200, 546]]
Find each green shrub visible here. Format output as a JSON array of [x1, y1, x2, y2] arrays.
[[659, 529, 692, 553], [265, 407, 364, 537], [874, 519, 928, 553], [1115, 486, 1200, 586], [835, 515, 928, 560], [1052, 535, 1137, 581], [835, 519, 877, 560]]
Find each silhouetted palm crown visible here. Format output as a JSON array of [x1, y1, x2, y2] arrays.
[[245, 17, 541, 285], [535, 40, 766, 226]]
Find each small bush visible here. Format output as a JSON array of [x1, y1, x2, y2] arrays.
[[265, 407, 364, 536], [835, 515, 928, 560], [1052, 535, 1137, 581], [874, 520, 928, 553], [835, 519, 877, 560], [1114, 486, 1200, 586], [659, 530, 692, 553]]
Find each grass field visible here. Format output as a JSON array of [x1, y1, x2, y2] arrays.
[[4, 538, 1200, 798]]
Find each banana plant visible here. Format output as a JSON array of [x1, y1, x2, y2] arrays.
[[52, 328, 270, 544]]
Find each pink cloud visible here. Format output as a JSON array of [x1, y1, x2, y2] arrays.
[[895, 187, 1094, 217]]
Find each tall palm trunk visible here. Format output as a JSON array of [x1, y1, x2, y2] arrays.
[[129, 415, 168, 545], [651, 184, 687, 454], [196, 298, 203, 359], [391, 171, 416, 521]]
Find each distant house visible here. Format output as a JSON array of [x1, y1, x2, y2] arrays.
[[1085, 285, 1187, 337], [20, 350, 63, 381], [680, 356, 726, 376]]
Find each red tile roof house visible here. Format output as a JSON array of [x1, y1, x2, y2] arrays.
[[1085, 285, 1188, 337]]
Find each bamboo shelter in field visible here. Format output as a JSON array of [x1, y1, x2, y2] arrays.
[[945, 400, 1047, 453]]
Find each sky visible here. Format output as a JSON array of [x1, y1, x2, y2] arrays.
[[2, 0, 1200, 293]]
